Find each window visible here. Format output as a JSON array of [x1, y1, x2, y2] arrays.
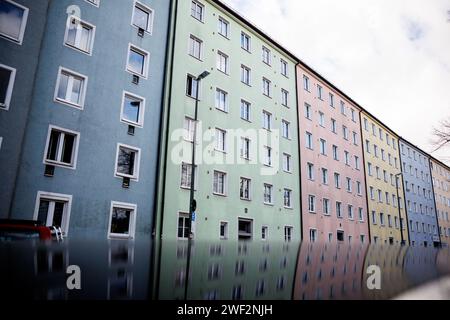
[[55, 67, 87, 108], [357, 181, 362, 195], [365, 140, 370, 153], [262, 78, 271, 97], [358, 208, 364, 221], [282, 120, 290, 139], [369, 187, 374, 200], [305, 103, 312, 119], [115, 144, 140, 180], [346, 177, 352, 192], [261, 226, 268, 240], [183, 116, 196, 142], [35, 192, 72, 235], [372, 211, 376, 224], [388, 215, 392, 228], [281, 89, 289, 107], [309, 229, 318, 242], [263, 146, 272, 166], [132, 1, 153, 33], [177, 212, 189, 239], [317, 85, 323, 100], [303, 75, 310, 91], [280, 59, 288, 77], [240, 177, 251, 200], [308, 195, 316, 212], [220, 221, 228, 239], [215, 128, 226, 152], [332, 145, 339, 160], [284, 226, 293, 242], [351, 109, 356, 122], [337, 231, 344, 242], [215, 88, 228, 112], [306, 132, 313, 149], [342, 126, 349, 140], [352, 132, 358, 145], [321, 168, 328, 185], [186, 74, 199, 98], [241, 65, 251, 85], [127, 44, 149, 78], [323, 198, 330, 215], [334, 173, 341, 189], [263, 184, 273, 204], [320, 139, 327, 155], [283, 153, 292, 173], [213, 171, 227, 195], [329, 93, 334, 107], [108, 202, 137, 239], [240, 100, 250, 121], [0, 64, 16, 110], [262, 46, 271, 65], [340, 101, 346, 115], [180, 162, 197, 189], [380, 213, 385, 225], [188, 35, 202, 59], [44, 126, 79, 169], [262, 110, 272, 130], [241, 32, 251, 51], [0, 0, 28, 44], [240, 137, 250, 160], [217, 51, 229, 74], [336, 202, 342, 218], [368, 162, 373, 176], [348, 205, 354, 220], [191, 0, 204, 21], [218, 17, 229, 38], [344, 151, 350, 165], [307, 163, 314, 180], [331, 119, 337, 133], [64, 16, 95, 54], [284, 189, 292, 208], [121, 91, 145, 127], [354, 156, 360, 170], [319, 112, 325, 127]]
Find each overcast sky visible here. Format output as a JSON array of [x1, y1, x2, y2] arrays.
[[223, 0, 450, 165]]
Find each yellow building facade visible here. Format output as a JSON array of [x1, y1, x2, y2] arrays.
[[360, 112, 409, 245]]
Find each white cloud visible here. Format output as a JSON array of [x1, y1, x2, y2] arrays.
[[223, 0, 450, 164]]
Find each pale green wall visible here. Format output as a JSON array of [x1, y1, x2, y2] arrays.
[[159, 0, 301, 241]]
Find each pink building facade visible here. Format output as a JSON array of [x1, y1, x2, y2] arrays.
[[297, 65, 370, 244]]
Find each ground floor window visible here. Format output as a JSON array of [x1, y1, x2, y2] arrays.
[[177, 212, 189, 239], [238, 218, 252, 240], [34, 191, 72, 235], [108, 202, 137, 239]]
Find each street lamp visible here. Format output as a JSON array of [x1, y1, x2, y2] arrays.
[[395, 172, 405, 245], [184, 71, 209, 300]]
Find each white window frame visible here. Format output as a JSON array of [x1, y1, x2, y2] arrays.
[[241, 31, 251, 52], [241, 64, 251, 85], [263, 183, 274, 205], [215, 127, 227, 153], [43, 125, 80, 170], [282, 119, 290, 139], [131, 1, 154, 35], [120, 91, 146, 127], [63, 15, 96, 55], [0, 0, 29, 45], [262, 46, 271, 65], [54, 66, 88, 109], [218, 16, 229, 38], [220, 221, 229, 240], [191, 0, 205, 22], [283, 153, 292, 173], [280, 59, 288, 77], [177, 211, 189, 240], [215, 87, 228, 112], [213, 170, 227, 196], [107, 201, 137, 240], [188, 34, 203, 60], [180, 162, 198, 190], [33, 191, 72, 236], [284, 189, 292, 209], [126, 43, 150, 79], [0, 63, 16, 110], [240, 176, 251, 201], [114, 143, 141, 181], [217, 50, 229, 74]]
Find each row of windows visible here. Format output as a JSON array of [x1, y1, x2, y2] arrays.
[[368, 186, 403, 208], [406, 200, 434, 216], [433, 177, 449, 192], [402, 162, 430, 184], [365, 140, 399, 169], [308, 229, 367, 244], [35, 191, 137, 239], [190, 1, 290, 77], [370, 211, 405, 230], [180, 164, 294, 208], [307, 195, 365, 221], [439, 226, 450, 237], [404, 181, 433, 201], [306, 164, 363, 195], [431, 162, 450, 179], [409, 220, 438, 235], [435, 194, 450, 208], [401, 144, 429, 168], [363, 118, 397, 151]]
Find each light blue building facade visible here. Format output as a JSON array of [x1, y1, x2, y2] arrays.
[[1, 0, 172, 239], [400, 139, 440, 247]]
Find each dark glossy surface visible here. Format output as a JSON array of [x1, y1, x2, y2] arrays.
[[1, 239, 449, 300]]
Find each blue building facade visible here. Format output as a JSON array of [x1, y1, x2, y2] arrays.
[[1, 0, 172, 239], [400, 139, 440, 247]]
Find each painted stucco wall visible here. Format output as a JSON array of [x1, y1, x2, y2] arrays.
[[297, 65, 369, 244], [360, 113, 409, 245], [7, 0, 171, 239], [431, 160, 450, 246], [159, 0, 301, 241], [399, 140, 439, 246]]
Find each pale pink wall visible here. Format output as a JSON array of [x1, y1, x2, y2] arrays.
[[297, 65, 370, 243]]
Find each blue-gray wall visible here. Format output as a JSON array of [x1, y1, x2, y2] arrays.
[[3, 0, 171, 240], [400, 140, 440, 246], [0, 0, 50, 217]]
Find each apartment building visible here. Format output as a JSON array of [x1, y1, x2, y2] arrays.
[[1, 0, 171, 239], [400, 139, 440, 247], [431, 159, 450, 246], [156, 0, 301, 241], [360, 112, 409, 245], [297, 64, 369, 244]]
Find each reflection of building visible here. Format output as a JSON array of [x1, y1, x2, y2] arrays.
[[362, 245, 409, 299], [399, 140, 440, 247], [360, 112, 408, 245], [156, 0, 301, 241], [430, 159, 450, 246], [296, 64, 369, 244], [1, 0, 171, 240], [293, 243, 367, 300], [157, 241, 298, 300], [403, 246, 439, 287]]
